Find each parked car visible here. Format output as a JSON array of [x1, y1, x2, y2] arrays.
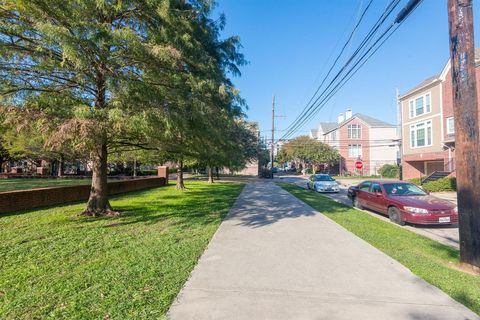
[[307, 174, 340, 193], [347, 180, 458, 225]]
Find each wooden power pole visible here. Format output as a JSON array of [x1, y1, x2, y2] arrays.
[[447, 0, 480, 271], [271, 96, 275, 179]]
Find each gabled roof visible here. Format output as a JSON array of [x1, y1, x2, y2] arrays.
[[320, 113, 394, 135], [319, 122, 338, 133], [399, 75, 441, 99], [355, 113, 395, 128], [401, 48, 480, 99]]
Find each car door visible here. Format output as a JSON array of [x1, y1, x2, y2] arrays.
[[357, 181, 372, 208], [368, 183, 387, 213]]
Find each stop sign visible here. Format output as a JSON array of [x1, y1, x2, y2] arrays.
[[355, 161, 363, 169]]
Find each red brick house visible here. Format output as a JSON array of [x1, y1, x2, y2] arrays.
[[310, 109, 398, 175], [399, 49, 480, 180]]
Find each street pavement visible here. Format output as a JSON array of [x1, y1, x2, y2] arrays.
[[278, 175, 460, 249], [168, 182, 478, 320]]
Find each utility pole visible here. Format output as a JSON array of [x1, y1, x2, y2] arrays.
[[271, 95, 275, 179], [447, 0, 480, 271], [396, 88, 403, 181]]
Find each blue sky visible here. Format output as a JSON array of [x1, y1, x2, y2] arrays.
[[214, 0, 480, 139]]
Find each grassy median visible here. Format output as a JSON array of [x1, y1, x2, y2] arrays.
[[0, 181, 244, 319], [278, 182, 480, 315]]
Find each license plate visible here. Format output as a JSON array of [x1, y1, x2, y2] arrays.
[[439, 217, 450, 223]]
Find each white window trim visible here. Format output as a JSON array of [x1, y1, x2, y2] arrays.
[[348, 144, 362, 158], [408, 91, 432, 119], [402, 113, 440, 126], [446, 117, 455, 135], [409, 120, 433, 149], [347, 124, 362, 139]]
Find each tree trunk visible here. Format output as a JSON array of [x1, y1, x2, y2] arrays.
[[83, 141, 115, 216], [215, 167, 220, 180], [133, 158, 137, 177], [57, 156, 63, 177], [176, 160, 186, 190], [208, 167, 214, 183]]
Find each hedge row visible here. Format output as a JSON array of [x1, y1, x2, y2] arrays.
[[407, 176, 456, 192], [422, 176, 456, 192]]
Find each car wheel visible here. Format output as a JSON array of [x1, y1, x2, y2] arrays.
[[388, 207, 405, 226], [307, 183, 311, 190], [353, 197, 363, 209], [313, 185, 317, 192]]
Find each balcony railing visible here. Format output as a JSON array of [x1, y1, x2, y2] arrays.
[[444, 158, 456, 172]]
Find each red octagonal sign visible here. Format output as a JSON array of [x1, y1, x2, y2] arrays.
[[355, 161, 363, 169]]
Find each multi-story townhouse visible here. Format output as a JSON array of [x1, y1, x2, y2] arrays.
[[399, 50, 480, 180], [310, 109, 398, 175]]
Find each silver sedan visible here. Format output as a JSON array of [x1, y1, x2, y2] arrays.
[[307, 174, 340, 193]]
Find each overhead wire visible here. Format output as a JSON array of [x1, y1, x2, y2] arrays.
[[279, 0, 423, 141], [281, 0, 377, 136], [280, 0, 402, 140]]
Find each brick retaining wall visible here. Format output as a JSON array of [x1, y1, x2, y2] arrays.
[[0, 177, 166, 214]]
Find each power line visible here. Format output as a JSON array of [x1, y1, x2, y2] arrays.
[[280, 0, 402, 140], [281, 0, 378, 137], [279, 0, 423, 141]]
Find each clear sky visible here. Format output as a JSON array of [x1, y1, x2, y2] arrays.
[[214, 0, 480, 140]]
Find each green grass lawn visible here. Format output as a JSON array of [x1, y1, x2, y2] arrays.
[[0, 181, 244, 319], [278, 182, 480, 315], [0, 178, 92, 192]]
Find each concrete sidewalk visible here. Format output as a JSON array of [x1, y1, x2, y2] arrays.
[[168, 182, 478, 320]]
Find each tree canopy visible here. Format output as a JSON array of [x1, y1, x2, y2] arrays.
[[0, 0, 258, 215], [277, 136, 340, 170]]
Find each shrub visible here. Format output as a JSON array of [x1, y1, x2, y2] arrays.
[[138, 170, 157, 176], [407, 177, 423, 186], [422, 176, 456, 192], [378, 164, 399, 178]]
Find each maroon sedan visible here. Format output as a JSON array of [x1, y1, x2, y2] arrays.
[[347, 180, 458, 225]]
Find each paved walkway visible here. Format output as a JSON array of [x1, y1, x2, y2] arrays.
[[168, 182, 478, 320]]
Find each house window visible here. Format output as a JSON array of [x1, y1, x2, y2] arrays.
[[348, 124, 361, 139], [348, 144, 362, 158], [409, 92, 431, 118], [410, 120, 433, 148], [447, 117, 454, 134]]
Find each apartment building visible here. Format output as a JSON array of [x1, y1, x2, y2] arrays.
[[399, 50, 480, 180], [310, 109, 398, 175]]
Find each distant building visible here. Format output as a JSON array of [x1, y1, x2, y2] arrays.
[[310, 109, 398, 175], [398, 49, 480, 180]]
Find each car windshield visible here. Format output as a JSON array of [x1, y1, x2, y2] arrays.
[[383, 183, 427, 196], [314, 175, 334, 182]]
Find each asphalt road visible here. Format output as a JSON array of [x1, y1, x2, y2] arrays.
[[276, 175, 460, 249]]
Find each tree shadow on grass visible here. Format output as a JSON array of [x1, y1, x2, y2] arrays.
[[82, 184, 245, 229]]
